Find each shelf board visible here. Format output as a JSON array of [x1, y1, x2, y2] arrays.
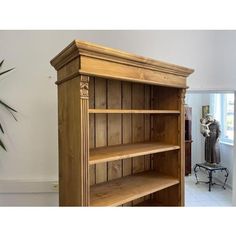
[[89, 109, 180, 114], [134, 199, 162, 207], [89, 142, 180, 165], [90, 171, 179, 206]]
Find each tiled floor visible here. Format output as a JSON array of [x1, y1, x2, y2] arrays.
[[185, 170, 232, 207]]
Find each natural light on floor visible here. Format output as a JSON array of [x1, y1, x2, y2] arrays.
[[185, 171, 232, 207]]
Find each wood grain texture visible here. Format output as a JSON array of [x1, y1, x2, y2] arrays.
[[94, 78, 107, 184], [89, 77, 96, 186], [122, 82, 132, 177], [185, 140, 192, 176], [79, 56, 187, 88], [152, 184, 180, 206], [107, 80, 122, 181], [153, 86, 179, 110], [178, 89, 186, 206], [51, 40, 193, 207], [90, 142, 180, 165], [121, 82, 132, 206], [144, 85, 151, 202], [131, 83, 145, 205], [90, 171, 179, 206], [57, 75, 89, 206], [51, 40, 194, 78], [89, 109, 180, 114]]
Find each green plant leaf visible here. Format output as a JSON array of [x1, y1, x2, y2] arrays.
[[0, 68, 14, 77], [0, 59, 16, 152], [0, 100, 17, 112], [0, 60, 4, 68], [0, 138, 7, 151], [0, 122, 4, 133], [0, 100, 17, 121]]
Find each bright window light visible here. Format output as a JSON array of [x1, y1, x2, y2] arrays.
[[211, 93, 234, 145], [221, 93, 234, 144]]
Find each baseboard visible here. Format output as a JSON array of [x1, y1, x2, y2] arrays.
[[0, 179, 59, 194]]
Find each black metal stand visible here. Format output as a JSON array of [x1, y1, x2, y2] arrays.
[[193, 163, 229, 192]]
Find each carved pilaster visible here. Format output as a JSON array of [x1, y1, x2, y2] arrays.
[[179, 88, 186, 105], [79, 75, 90, 206], [80, 75, 89, 99]]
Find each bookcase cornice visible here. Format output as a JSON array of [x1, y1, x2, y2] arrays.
[[51, 40, 194, 79]]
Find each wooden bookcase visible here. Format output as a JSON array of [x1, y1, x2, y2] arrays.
[[50, 40, 194, 206], [185, 106, 192, 176]]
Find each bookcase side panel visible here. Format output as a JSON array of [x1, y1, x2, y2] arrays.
[[178, 88, 186, 206], [58, 75, 89, 206]]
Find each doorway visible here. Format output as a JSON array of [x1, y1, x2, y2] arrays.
[[184, 91, 235, 206]]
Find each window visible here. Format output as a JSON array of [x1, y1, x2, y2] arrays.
[[211, 93, 234, 145], [221, 94, 234, 144]]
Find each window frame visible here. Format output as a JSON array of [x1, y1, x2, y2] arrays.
[[220, 93, 234, 145]]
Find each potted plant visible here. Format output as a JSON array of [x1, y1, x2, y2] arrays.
[[0, 60, 17, 151]]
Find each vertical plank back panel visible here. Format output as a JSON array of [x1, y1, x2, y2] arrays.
[[132, 83, 145, 205], [152, 115, 178, 144], [152, 185, 179, 206], [153, 151, 178, 177], [144, 85, 151, 170], [153, 86, 179, 110], [144, 85, 151, 202], [122, 82, 132, 177], [132, 83, 145, 174], [95, 78, 107, 184], [122, 81, 132, 206], [107, 80, 122, 181]]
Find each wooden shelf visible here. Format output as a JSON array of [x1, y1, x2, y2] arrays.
[[89, 142, 180, 165], [89, 109, 180, 114], [134, 199, 161, 207], [134, 199, 176, 206], [90, 171, 179, 206]]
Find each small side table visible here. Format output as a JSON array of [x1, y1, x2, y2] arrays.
[[193, 162, 229, 192]]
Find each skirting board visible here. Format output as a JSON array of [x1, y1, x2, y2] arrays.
[[0, 180, 59, 194]]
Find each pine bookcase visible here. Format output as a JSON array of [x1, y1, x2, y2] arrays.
[[50, 40, 194, 206]]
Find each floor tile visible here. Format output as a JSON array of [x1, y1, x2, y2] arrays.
[[185, 171, 232, 207]]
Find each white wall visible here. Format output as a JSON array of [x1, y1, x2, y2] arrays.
[[233, 91, 236, 205], [219, 144, 234, 187], [0, 30, 236, 206]]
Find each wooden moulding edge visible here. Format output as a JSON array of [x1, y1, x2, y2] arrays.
[[51, 40, 194, 77]]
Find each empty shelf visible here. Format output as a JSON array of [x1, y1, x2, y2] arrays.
[[90, 171, 179, 206], [89, 142, 180, 165]]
